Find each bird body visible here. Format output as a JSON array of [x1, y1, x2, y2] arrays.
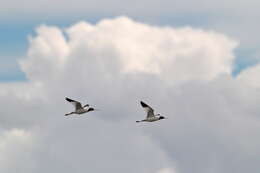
[[65, 97, 95, 116], [136, 101, 165, 123], [136, 116, 161, 122]]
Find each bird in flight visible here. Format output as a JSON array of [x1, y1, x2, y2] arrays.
[[136, 101, 166, 122], [65, 97, 96, 116]]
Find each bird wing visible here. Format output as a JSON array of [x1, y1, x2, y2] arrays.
[[83, 104, 89, 108], [140, 101, 155, 118], [65, 97, 83, 111]]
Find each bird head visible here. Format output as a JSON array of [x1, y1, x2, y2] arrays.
[[88, 108, 100, 112], [88, 108, 95, 112], [159, 116, 165, 120]]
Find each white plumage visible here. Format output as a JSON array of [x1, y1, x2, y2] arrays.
[[136, 101, 165, 122], [65, 97, 95, 116]]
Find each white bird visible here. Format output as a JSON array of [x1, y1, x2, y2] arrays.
[[65, 97, 96, 116], [136, 101, 165, 123]]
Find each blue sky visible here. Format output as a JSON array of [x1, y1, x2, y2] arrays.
[[1, 5, 259, 81], [0, 16, 115, 81], [0, 21, 33, 81], [0, 20, 251, 81], [1, 0, 260, 82], [2, 2, 260, 172]]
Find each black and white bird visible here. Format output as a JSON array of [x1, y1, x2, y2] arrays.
[[65, 97, 96, 116], [136, 101, 165, 122]]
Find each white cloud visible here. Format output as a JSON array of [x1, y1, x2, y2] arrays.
[[237, 64, 260, 88], [21, 25, 69, 82], [0, 129, 35, 172], [0, 129, 32, 151], [20, 17, 238, 86], [157, 167, 178, 173], [1, 16, 260, 173], [144, 76, 260, 173], [2, 0, 260, 69]]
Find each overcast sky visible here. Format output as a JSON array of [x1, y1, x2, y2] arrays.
[[1, 1, 260, 173]]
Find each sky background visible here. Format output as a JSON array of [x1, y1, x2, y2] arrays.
[[1, 0, 260, 81], [1, 0, 260, 173]]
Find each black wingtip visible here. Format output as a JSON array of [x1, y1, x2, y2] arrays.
[[65, 97, 73, 102], [140, 101, 148, 108]]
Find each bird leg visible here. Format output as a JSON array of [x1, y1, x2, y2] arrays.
[[136, 120, 145, 123], [65, 112, 73, 116]]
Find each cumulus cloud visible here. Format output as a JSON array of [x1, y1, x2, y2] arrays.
[[21, 17, 237, 85], [2, 0, 260, 71], [1, 17, 260, 173], [237, 63, 260, 88]]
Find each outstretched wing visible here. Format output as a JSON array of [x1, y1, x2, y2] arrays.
[[65, 97, 83, 111], [140, 101, 155, 118]]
